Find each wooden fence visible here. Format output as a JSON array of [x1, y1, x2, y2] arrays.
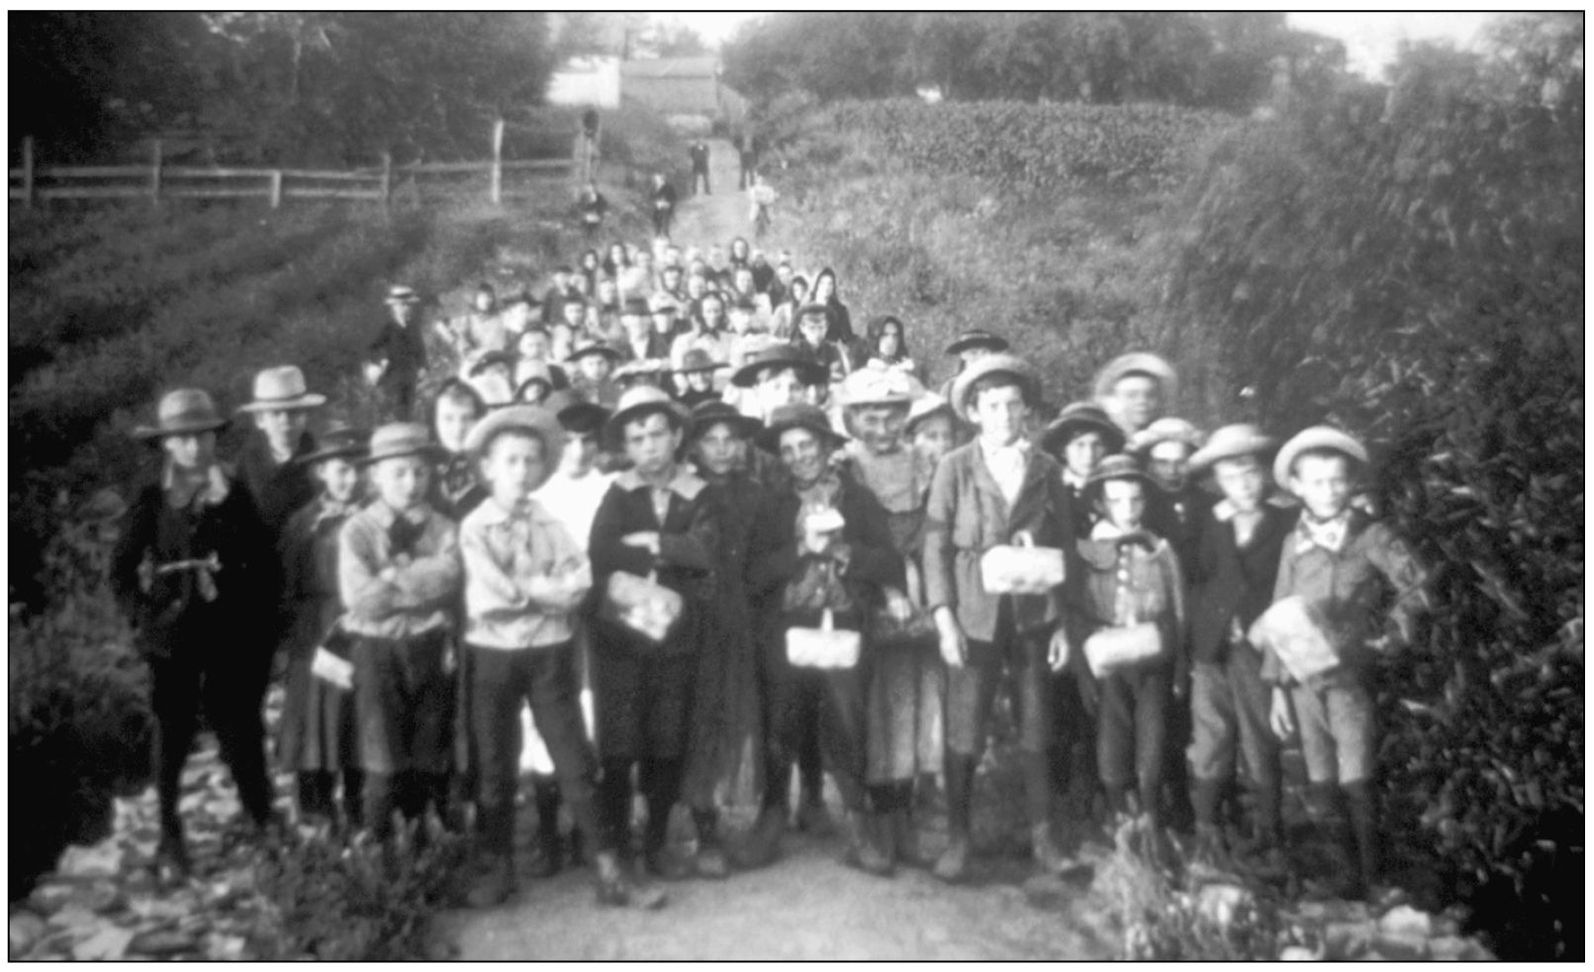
[[10, 120, 579, 209]]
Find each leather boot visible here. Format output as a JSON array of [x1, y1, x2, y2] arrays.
[[731, 805, 786, 870], [844, 809, 894, 876], [934, 754, 976, 884], [692, 808, 729, 879], [1342, 781, 1380, 898], [893, 808, 930, 869], [593, 850, 667, 910]]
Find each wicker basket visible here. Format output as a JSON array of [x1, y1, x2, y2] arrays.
[[786, 608, 862, 670], [601, 570, 684, 646], [1248, 596, 1340, 682], [1083, 622, 1164, 677], [980, 533, 1066, 595]]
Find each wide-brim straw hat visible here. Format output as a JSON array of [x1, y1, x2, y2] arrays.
[[385, 285, 421, 305], [677, 348, 729, 374], [463, 404, 568, 474], [1127, 417, 1205, 456], [949, 352, 1039, 421], [756, 402, 849, 454], [731, 343, 827, 389], [468, 350, 516, 378], [1040, 402, 1125, 456], [133, 388, 231, 440], [1187, 423, 1276, 475], [297, 424, 370, 466], [1085, 453, 1154, 490], [904, 392, 957, 435], [566, 342, 623, 366], [688, 400, 763, 442], [944, 329, 1010, 356], [1273, 426, 1369, 488], [838, 367, 921, 409], [237, 365, 327, 413], [604, 386, 689, 446], [360, 422, 443, 466], [1092, 352, 1179, 404]]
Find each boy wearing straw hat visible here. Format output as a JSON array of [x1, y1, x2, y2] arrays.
[[923, 354, 1079, 882], [1093, 352, 1178, 438], [236, 365, 326, 536], [1040, 401, 1125, 535], [367, 285, 429, 421], [110, 389, 282, 878], [586, 387, 721, 900], [1259, 426, 1429, 900], [276, 424, 370, 832], [338, 423, 462, 849], [1183, 425, 1296, 869]]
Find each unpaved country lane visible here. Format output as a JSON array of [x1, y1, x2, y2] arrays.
[[667, 137, 792, 253]]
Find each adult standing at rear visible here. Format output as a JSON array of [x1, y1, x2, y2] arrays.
[[689, 138, 711, 196], [367, 285, 429, 421], [650, 172, 678, 240]]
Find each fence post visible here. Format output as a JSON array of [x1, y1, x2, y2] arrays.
[[380, 151, 392, 207], [150, 139, 163, 206], [269, 170, 283, 209], [490, 117, 505, 206], [22, 136, 35, 208]]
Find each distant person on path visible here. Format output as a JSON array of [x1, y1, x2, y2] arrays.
[[748, 173, 777, 239], [582, 107, 600, 142], [738, 132, 759, 190], [367, 286, 429, 421], [689, 139, 711, 195], [650, 171, 675, 239], [576, 182, 609, 240]]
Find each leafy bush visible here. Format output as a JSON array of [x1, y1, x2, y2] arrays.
[[1160, 26, 1582, 960], [820, 99, 1237, 193]]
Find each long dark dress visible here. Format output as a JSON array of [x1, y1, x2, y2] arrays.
[[276, 497, 361, 772]]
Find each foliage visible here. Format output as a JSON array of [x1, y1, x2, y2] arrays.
[[725, 12, 1346, 112], [1161, 15, 1583, 959], [813, 99, 1237, 194]]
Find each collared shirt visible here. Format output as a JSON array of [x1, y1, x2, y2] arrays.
[[460, 496, 591, 651], [979, 437, 1031, 508], [338, 500, 460, 639], [162, 462, 232, 511], [1296, 509, 1351, 555], [533, 467, 615, 553], [1061, 468, 1090, 493]]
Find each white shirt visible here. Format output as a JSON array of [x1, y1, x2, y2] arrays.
[[532, 467, 616, 552], [979, 437, 1030, 508]]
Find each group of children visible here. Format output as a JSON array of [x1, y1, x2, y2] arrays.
[[110, 229, 1430, 914]]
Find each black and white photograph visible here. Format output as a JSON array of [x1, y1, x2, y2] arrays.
[[7, 8, 1582, 962]]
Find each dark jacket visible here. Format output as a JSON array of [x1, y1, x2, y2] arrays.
[[651, 181, 678, 209], [369, 318, 428, 381], [588, 466, 721, 655], [110, 472, 280, 659], [277, 495, 358, 659], [1187, 501, 1298, 665], [1145, 482, 1213, 575], [690, 142, 710, 171], [235, 429, 318, 538]]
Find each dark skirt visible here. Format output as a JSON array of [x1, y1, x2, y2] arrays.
[[277, 599, 359, 772]]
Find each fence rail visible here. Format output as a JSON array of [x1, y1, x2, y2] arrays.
[[10, 124, 580, 209]]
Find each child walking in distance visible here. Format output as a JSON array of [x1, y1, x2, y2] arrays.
[[277, 425, 370, 832], [338, 424, 462, 847], [1183, 425, 1297, 870], [1259, 427, 1429, 901], [235, 365, 325, 536], [457, 405, 624, 908], [588, 387, 721, 905], [1068, 455, 1187, 865], [110, 389, 282, 879], [367, 286, 429, 421], [923, 354, 1080, 882]]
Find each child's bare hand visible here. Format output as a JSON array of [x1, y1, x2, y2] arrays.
[[1047, 627, 1071, 672], [1269, 688, 1295, 739], [620, 531, 661, 555]]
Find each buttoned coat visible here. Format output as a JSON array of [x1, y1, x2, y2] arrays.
[[1187, 502, 1298, 665]]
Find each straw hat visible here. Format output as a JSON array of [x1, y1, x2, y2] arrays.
[[1187, 424, 1276, 475], [677, 348, 729, 375], [730, 343, 827, 389], [297, 424, 370, 466], [467, 351, 516, 378], [1273, 426, 1368, 488], [688, 400, 762, 442], [384, 285, 421, 305], [1039, 402, 1125, 457], [904, 392, 957, 435], [237, 365, 327, 413], [462, 404, 567, 474], [1092, 352, 1178, 404], [605, 386, 689, 446], [1127, 417, 1205, 456], [565, 342, 622, 366], [838, 367, 920, 409], [757, 402, 849, 454], [949, 352, 1039, 421], [360, 423, 442, 465], [133, 388, 231, 440], [943, 329, 1010, 356]]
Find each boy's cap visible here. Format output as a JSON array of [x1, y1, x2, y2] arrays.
[[1187, 424, 1276, 475], [1092, 352, 1178, 404], [795, 301, 829, 319], [565, 342, 622, 365], [950, 352, 1039, 421], [1040, 402, 1125, 457], [730, 343, 827, 389], [361, 423, 442, 466], [384, 285, 421, 305], [133, 388, 230, 441], [944, 329, 1010, 356], [543, 389, 611, 434], [904, 392, 957, 435], [237, 365, 327, 413], [1128, 417, 1204, 456], [757, 402, 849, 454], [615, 359, 669, 381], [622, 296, 651, 316], [677, 349, 729, 374], [1273, 426, 1368, 488], [688, 400, 762, 442], [839, 367, 920, 409], [463, 404, 567, 472], [297, 424, 370, 466], [605, 386, 689, 446], [1085, 453, 1153, 489], [467, 350, 516, 377]]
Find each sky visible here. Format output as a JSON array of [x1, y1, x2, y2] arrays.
[[665, 11, 1499, 78]]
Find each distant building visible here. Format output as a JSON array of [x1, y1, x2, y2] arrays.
[[619, 57, 747, 133], [548, 56, 622, 109]]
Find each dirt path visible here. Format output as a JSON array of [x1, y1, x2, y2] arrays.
[[665, 137, 793, 254]]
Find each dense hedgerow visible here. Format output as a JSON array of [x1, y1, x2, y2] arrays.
[[821, 99, 1238, 192]]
